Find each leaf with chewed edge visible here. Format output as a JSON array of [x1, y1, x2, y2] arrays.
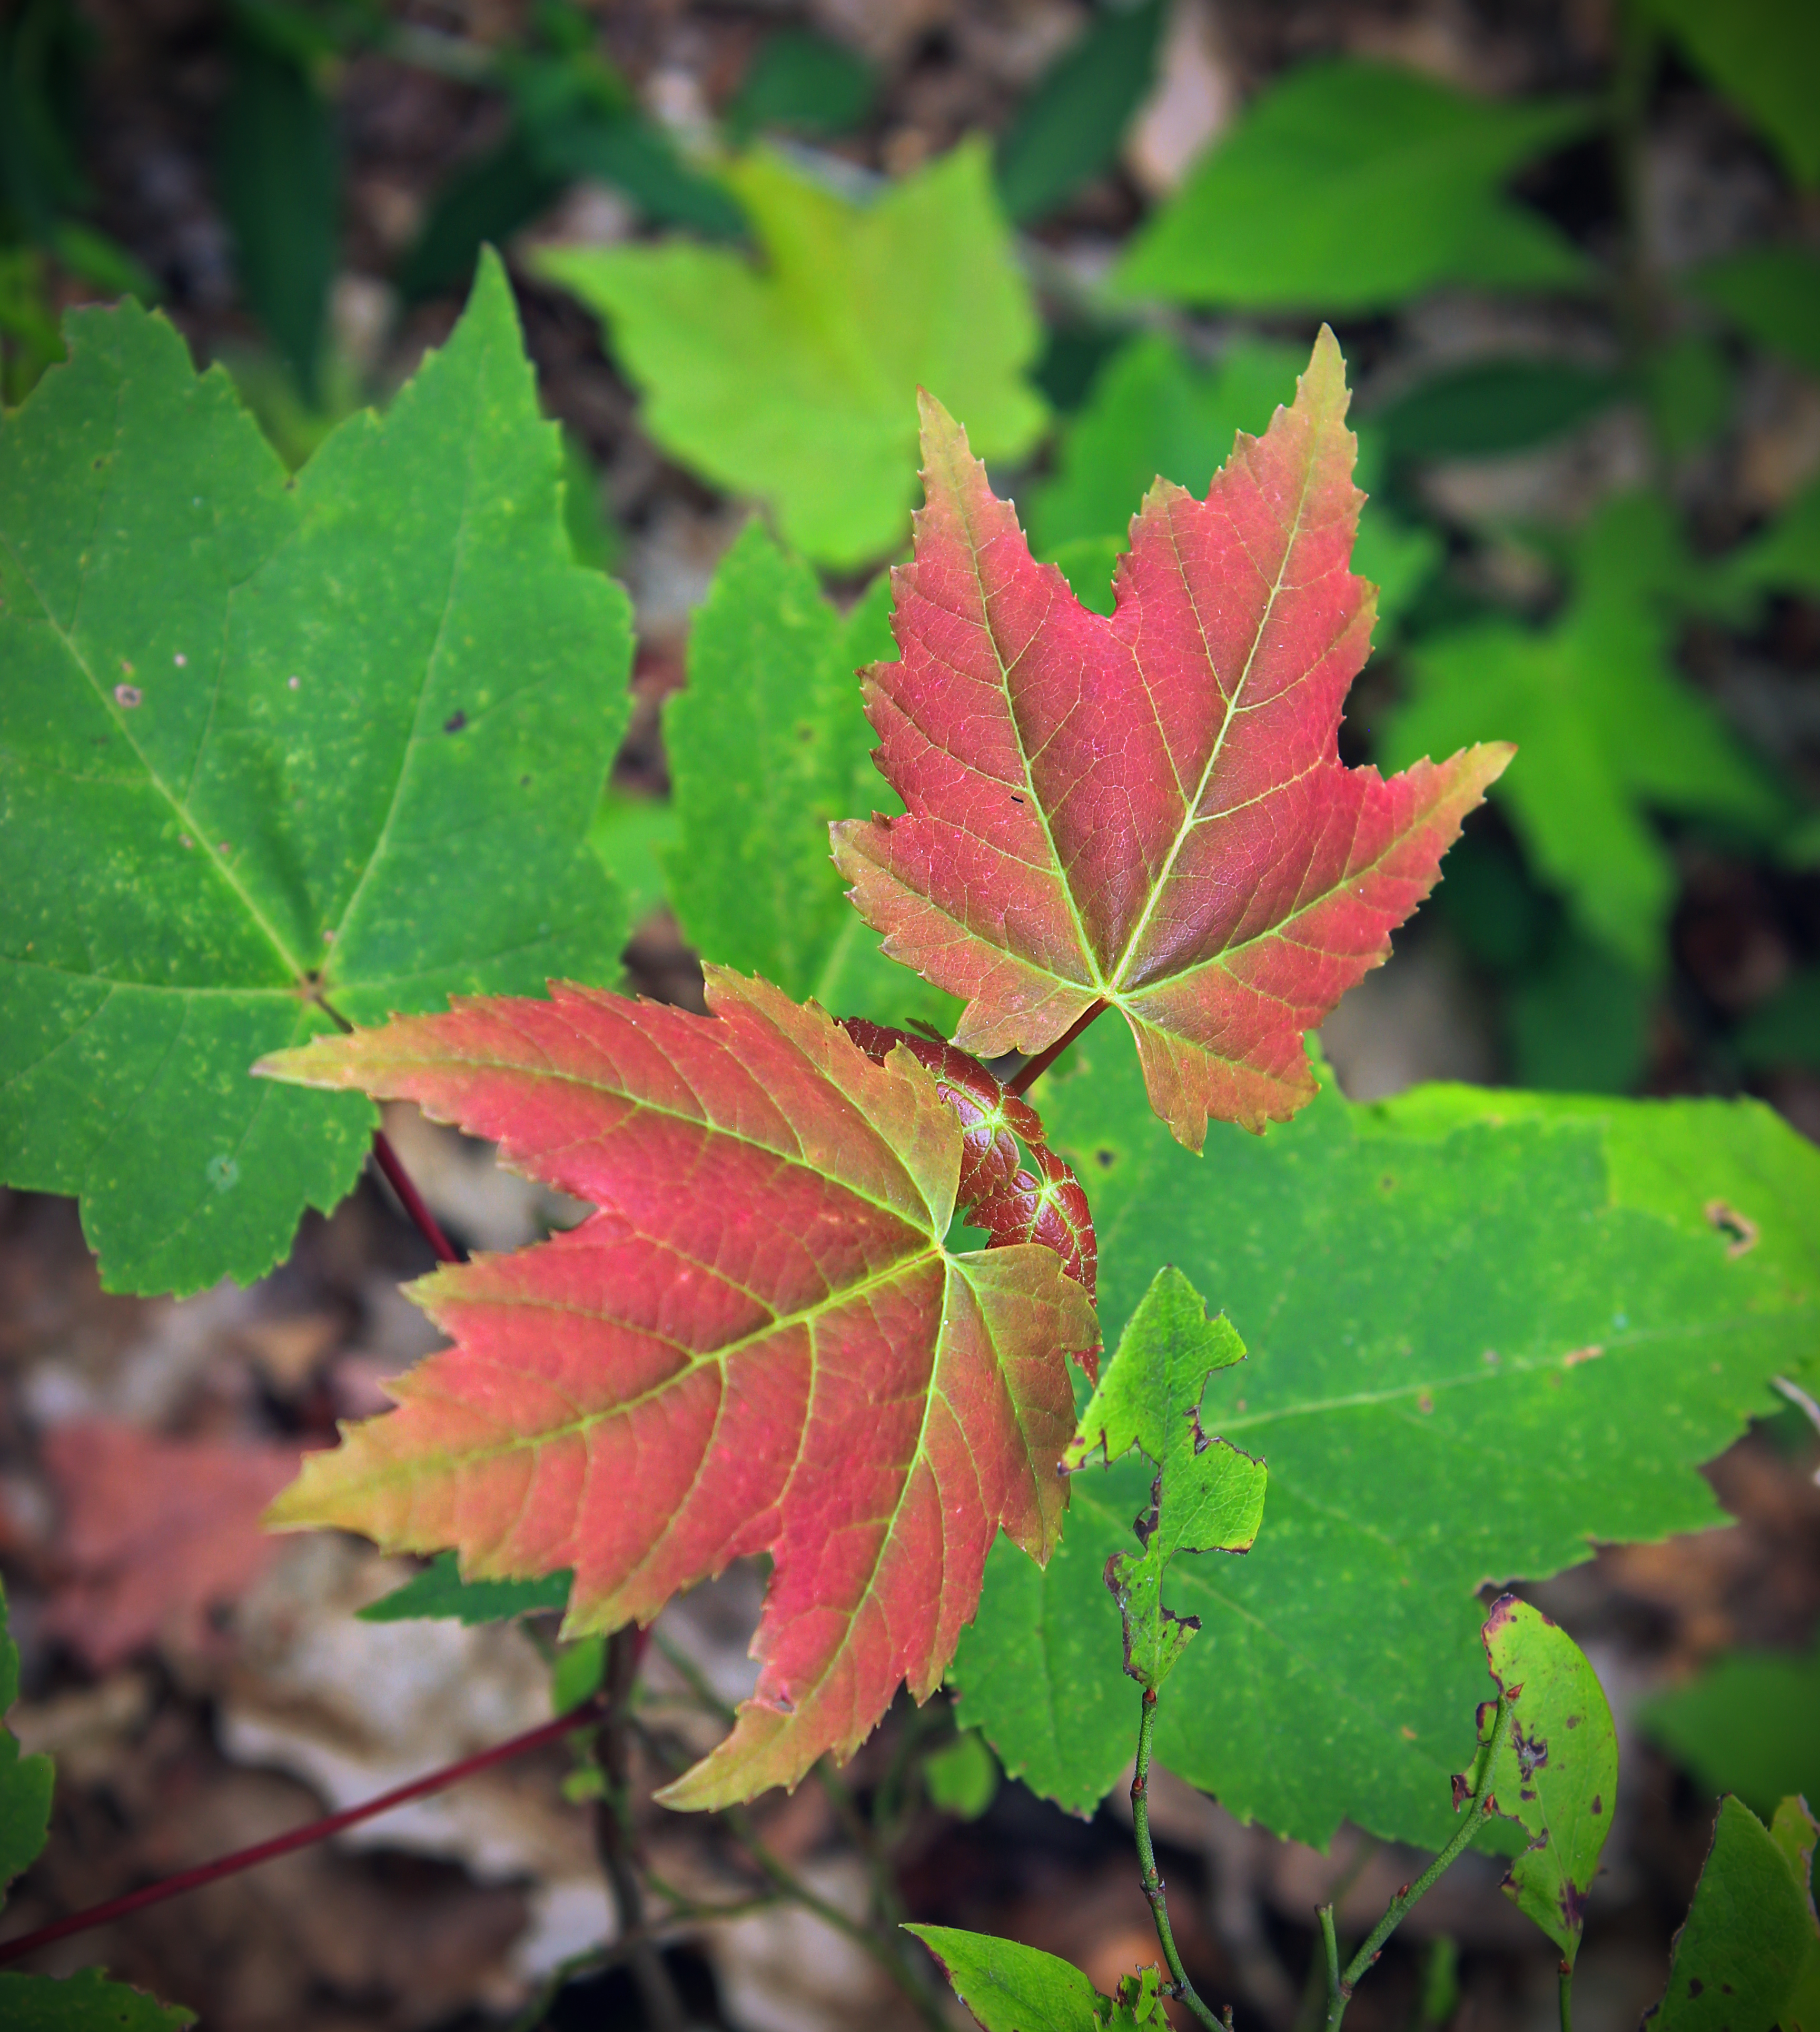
[[1459, 1595, 1616, 1966], [833, 329, 1508, 1150], [1650, 1796, 1812, 2031], [259, 969, 1095, 1807]]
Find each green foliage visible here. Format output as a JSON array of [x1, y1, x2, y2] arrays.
[[1026, 334, 1302, 555], [1736, 966, 1820, 1072], [0, 1579, 52, 1907], [1467, 1597, 1616, 1965], [1640, 1639, 1820, 1816], [924, 1731, 1001, 1821], [1692, 247, 1820, 377], [950, 1042, 1817, 1845], [552, 1634, 607, 1715], [904, 1926, 1167, 2030], [357, 1551, 573, 1626], [994, 0, 1164, 225], [1384, 493, 1787, 974], [1067, 1267, 1265, 1692], [1770, 1797, 1820, 2032], [1026, 331, 1435, 626], [727, 28, 874, 143], [0, 1581, 195, 2028], [534, 141, 1047, 569], [1649, 1795, 1814, 2029], [0, 254, 633, 1294], [216, 17, 338, 401], [1117, 61, 1588, 312], [1641, 0, 1820, 187], [1370, 359, 1624, 459], [659, 522, 961, 1030], [1727, 479, 1820, 603], [398, 24, 743, 304], [586, 790, 677, 935], [0, 1966, 197, 2031]]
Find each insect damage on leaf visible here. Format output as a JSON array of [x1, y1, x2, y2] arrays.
[[1457, 1594, 1616, 1966], [832, 327, 1511, 1149], [1065, 1266, 1266, 1693], [255, 970, 1097, 1809]]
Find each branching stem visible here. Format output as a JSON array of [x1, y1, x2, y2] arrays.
[[1132, 1688, 1227, 2030], [1318, 1690, 1510, 2030]]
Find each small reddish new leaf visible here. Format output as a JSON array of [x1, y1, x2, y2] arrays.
[[832, 329, 1512, 1147], [837, 1019, 1099, 1311], [256, 973, 1095, 1808]]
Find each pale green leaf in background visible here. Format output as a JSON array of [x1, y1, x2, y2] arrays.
[[1, 1578, 51, 1907], [357, 1552, 574, 1627], [0, 254, 634, 1294], [1725, 478, 1820, 603], [660, 521, 961, 1030], [1116, 62, 1588, 312], [1383, 493, 1788, 974], [950, 1041, 1818, 1845], [924, 1731, 1001, 1821], [1641, 0, 1820, 187], [1026, 332, 1436, 627], [1692, 247, 1820, 378], [535, 142, 1047, 569], [1640, 1639, 1820, 1818]]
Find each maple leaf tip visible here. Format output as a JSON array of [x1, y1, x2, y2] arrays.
[[251, 1035, 355, 1089]]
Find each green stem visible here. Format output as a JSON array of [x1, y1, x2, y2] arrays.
[[1131, 1689, 1226, 2031], [595, 1632, 688, 2032], [631, 1718, 950, 2032], [1559, 1963, 1574, 2032], [1320, 1692, 1510, 2030]]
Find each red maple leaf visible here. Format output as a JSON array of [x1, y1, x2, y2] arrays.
[[832, 329, 1512, 1147], [258, 972, 1096, 1807], [837, 1019, 1097, 1317]]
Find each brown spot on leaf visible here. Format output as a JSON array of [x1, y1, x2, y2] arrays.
[[1590, 1793, 1602, 1815], [1562, 1345, 1603, 1367], [1417, 1392, 1434, 1414], [444, 710, 467, 733], [114, 683, 142, 707], [1704, 1200, 1759, 1257]]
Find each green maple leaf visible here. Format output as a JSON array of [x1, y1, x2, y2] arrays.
[[660, 521, 960, 1032], [948, 1040, 1820, 1848], [0, 253, 633, 1294], [1383, 493, 1788, 974], [533, 141, 1047, 569], [1028, 332, 1437, 627], [1116, 61, 1588, 313]]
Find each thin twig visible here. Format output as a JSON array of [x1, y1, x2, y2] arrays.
[[632, 1719, 950, 2032], [1131, 1688, 1227, 2031], [1319, 1691, 1511, 2030], [371, 1129, 462, 1263], [0, 1700, 602, 1967], [596, 1630, 688, 2032]]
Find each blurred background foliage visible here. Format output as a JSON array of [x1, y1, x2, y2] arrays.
[[3, 4, 1818, 1974], [8, 0, 1810, 1120]]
